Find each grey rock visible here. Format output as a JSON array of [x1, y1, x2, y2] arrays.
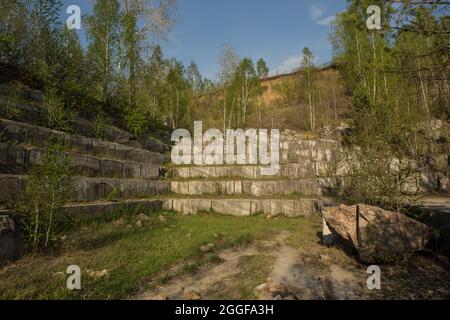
[[0, 215, 25, 264], [323, 205, 430, 264]]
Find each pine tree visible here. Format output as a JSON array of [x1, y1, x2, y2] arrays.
[[0, 0, 28, 67], [256, 58, 269, 78], [27, 0, 63, 85]]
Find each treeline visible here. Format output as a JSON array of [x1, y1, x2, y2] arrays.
[[193, 44, 270, 130], [331, 0, 449, 154], [0, 0, 209, 135], [329, 0, 449, 208], [268, 48, 347, 132]]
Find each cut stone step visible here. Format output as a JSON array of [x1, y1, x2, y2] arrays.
[[0, 174, 170, 203], [170, 178, 336, 197], [0, 142, 161, 179], [64, 199, 163, 217], [0, 118, 167, 164], [0, 199, 164, 218], [171, 162, 331, 179], [280, 147, 337, 163], [162, 197, 325, 217], [0, 88, 171, 153], [280, 136, 339, 150]]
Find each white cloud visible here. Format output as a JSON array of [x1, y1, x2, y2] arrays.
[[272, 55, 302, 75], [309, 3, 325, 21], [316, 15, 335, 26]]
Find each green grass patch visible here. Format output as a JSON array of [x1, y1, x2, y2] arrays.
[[0, 210, 319, 300], [209, 254, 276, 300]]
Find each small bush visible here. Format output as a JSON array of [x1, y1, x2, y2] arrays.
[[332, 148, 419, 212], [2, 81, 24, 119], [92, 112, 108, 140], [106, 188, 121, 202], [18, 138, 74, 253], [45, 87, 75, 132]]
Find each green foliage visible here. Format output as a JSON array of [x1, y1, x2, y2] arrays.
[[45, 87, 75, 132], [0, 212, 319, 299], [106, 187, 121, 202], [300, 47, 316, 131], [165, 59, 192, 129], [56, 27, 88, 110], [272, 77, 302, 106], [335, 149, 419, 212], [123, 108, 145, 136], [85, 0, 121, 103], [18, 138, 74, 253], [92, 112, 108, 139], [187, 61, 203, 92], [1, 0, 179, 138], [216, 50, 263, 128], [256, 58, 269, 78], [1, 81, 24, 119], [329, 0, 450, 209], [0, 0, 28, 66], [26, 0, 63, 85]]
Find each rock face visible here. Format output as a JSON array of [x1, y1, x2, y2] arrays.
[[0, 215, 25, 264], [322, 205, 430, 264]]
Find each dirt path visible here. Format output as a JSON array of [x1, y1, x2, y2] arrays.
[[135, 224, 450, 300], [136, 231, 377, 300], [138, 245, 260, 300]]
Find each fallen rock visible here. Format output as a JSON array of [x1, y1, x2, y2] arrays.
[[200, 243, 215, 253], [322, 204, 430, 263], [0, 215, 25, 264], [254, 283, 272, 300], [259, 240, 279, 249], [266, 278, 285, 295], [136, 220, 143, 228], [319, 254, 330, 262], [254, 278, 289, 300]]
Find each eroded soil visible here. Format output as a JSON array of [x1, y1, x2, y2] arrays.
[[137, 230, 450, 300]]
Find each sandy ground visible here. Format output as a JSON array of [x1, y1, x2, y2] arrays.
[[135, 230, 450, 300]]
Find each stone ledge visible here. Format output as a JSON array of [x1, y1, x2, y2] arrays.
[[171, 163, 331, 179], [0, 142, 161, 179], [170, 178, 337, 197], [0, 118, 167, 164], [64, 199, 163, 217], [0, 175, 170, 203], [162, 198, 323, 217]]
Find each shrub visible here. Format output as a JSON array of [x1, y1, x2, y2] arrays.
[[331, 148, 419, 212], [18, 138, 74, 253], [1, 81, 24, 119], [92, 112, 108, 140], [45, 87, 75, 132]]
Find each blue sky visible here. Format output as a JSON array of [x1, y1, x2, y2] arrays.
[[62, 0, 346, 79]]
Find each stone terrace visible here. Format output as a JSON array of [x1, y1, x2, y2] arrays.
[[162, 130, 340, 217], [0, 118, 170, 210]]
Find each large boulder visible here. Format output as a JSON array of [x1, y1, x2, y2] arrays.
[[0, 215, 25, 265], [322, 205, 430, 264]]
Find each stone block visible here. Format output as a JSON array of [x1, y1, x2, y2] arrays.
[[100, 159, 123, 178], [211, 199, 253, 216]]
